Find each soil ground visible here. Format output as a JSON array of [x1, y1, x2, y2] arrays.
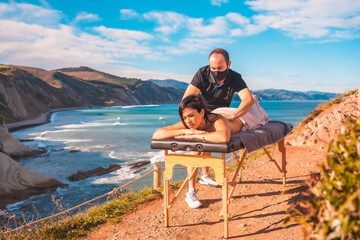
[[82, 143, 327, 240]]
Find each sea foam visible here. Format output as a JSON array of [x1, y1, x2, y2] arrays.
[[122, 104, 158, 109], [91, 166, 138, 184], [149, 151, 165, 163]]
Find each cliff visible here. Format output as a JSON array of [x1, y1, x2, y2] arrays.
[[0, 151, 67, 209], [288, 90, 359, 148], [0, 65, 184, 124], [0, 117, 45, 159], [0, 119, 66, 209]]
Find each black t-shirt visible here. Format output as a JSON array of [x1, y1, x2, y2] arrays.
[[190, 65, 248, 111]]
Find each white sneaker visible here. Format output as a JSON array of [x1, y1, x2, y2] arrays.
[[185, 189, 202, 208], [199, 173, 219, 187]]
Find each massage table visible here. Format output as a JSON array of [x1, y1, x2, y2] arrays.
[[150, 121, 292, 238]]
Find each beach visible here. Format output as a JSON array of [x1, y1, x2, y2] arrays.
[[6, 107, 84, 132]]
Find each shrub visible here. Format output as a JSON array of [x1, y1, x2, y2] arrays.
[[289, 118, 360, 239], [1, 188, 160, 240]]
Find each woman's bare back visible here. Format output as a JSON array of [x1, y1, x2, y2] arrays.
[[207, 114, 243, 134]]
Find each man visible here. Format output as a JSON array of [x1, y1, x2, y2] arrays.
[[183, 48, 254, 208], [183, 48, 253, 117]]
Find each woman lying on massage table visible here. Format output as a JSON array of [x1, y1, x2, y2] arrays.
[[152, 94, 244, 208]]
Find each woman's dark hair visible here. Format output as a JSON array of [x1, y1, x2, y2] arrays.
[[209, 48, 230, 64], [179, 94, 210, 128]]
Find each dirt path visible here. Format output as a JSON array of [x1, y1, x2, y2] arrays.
[[81, 143, 327, 240]]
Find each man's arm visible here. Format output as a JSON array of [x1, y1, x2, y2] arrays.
[[182, 84, 200, 100], [225, 88, 254, 120]]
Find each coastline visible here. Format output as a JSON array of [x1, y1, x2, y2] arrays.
[[6, 107, 84, 132]]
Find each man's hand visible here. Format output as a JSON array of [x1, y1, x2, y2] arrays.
[[182, 84, 200, 100]]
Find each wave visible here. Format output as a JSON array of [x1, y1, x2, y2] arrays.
[[108, 151, 152, 161], [5, 193, 44, 212], [149, 151, 164, 163], [63, 139, 93, 143], [64, 144, 114, 152], [91, 166, 138, 184], [122, 104, 158, 109], [33, 135, 93, 143], [58, 122, 124, 129], [108, 151, 121, 159], [29, 129, 86, 138]]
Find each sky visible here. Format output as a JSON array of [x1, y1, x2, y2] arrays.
[[0, 0, 359, 93]]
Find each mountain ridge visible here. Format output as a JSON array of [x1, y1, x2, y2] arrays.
[[148, 79, 338, 100], [0, 65, 184, 124]]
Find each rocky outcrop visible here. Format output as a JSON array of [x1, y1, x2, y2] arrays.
[[288, 91, 359, 148], [0, 152, 67, 209], [67, 164, 122, 182], [67, 160, 151, 181], [0, 116, 45, 159], [128, 160, 151, 174], [0, 118, 66, 209]]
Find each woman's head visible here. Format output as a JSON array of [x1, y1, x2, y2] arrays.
[[179, 95, 208, 129]]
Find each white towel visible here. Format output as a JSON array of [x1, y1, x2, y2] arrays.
[[212, 95, 270, 131]]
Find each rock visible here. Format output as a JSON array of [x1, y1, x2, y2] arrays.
[[19, 139, 35, 142], [67, 164, 121, 182], [0, 152, 67, 209], [128, 160, 151, 173], [0, 116, 46, 160], [69, 149, 81, 153], [291, 92, 359, 148]]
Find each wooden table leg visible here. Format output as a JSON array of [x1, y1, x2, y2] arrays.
[[164, 178, 169, 227], [278, 139, 287, 186], [223, 177, 229, 239]]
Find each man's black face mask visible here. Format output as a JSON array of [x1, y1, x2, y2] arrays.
[[211, 68, 229, 82]]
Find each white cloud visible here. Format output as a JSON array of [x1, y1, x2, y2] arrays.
[[141, 4, 360, 42], [101, 65, 193, 82], [0, 20, 44, 42], [163, 37, 232, 55], [245, 0, 360, 40], [142, 11, 230, 37], [225, 13, 250, 25], [120, 9, 140, 20], [93, 26, 153, 40], [210, 0, 228, 7], [0, 19, 154, 69], [0, 2, 62, 27], [74, 12, 101, 22], [143, 11, 187, 35], [188, 16, 228, 37], [245, 0, 304, 11], [230, 22, 267, 36], [346, 16, 360, 26]]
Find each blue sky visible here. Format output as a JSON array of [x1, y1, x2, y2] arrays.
[[0, 0, 359, 93]]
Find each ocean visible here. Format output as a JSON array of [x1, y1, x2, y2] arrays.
[[5, 100, 324, 221]]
